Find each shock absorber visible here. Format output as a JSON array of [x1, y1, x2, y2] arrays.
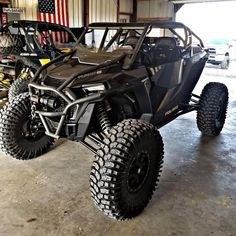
[[97, 102, 112, 135]]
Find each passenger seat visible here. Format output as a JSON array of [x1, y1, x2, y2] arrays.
[[154, 37, 181, 65]]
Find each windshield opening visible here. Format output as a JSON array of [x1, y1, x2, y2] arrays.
[[74, 26, 146, 65]]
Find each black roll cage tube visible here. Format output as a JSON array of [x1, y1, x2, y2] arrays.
[[32, 25, 150, 87], [31, 22, 204, 93]]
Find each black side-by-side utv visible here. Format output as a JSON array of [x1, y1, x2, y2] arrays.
[[0, 21, 228, 220]]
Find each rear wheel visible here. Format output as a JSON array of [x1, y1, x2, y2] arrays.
[[0, 93, 54, 159], [90, 119, 164, 220], [197, 82, 228, 136]]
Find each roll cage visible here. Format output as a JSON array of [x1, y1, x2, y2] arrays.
[[32, 21, 205, 86], [82, 21, 204, 47], [0, 20, 77, 54], [76, 22, 204, 66]]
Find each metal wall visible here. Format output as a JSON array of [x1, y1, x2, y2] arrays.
[[120, 0, 133, 13], [11, 0, 84, 27], [11, 0, 174, 26], [137, 0, 174, 19], [89, 0, 118, 23], [68, 0, 84, 27], [11, 0, 38, 21]]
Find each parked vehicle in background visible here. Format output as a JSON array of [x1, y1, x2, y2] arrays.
[[0, 20, 77, 103], [230, 39, 236, 60], [206, 39, 231, 69]]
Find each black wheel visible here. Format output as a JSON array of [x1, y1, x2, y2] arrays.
[[0, 93, 54, 159], [197, 82, 228, 136], [90, 119, 164, 220], [8, 75, 31, 102]]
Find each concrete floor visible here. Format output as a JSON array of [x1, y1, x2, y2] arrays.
[[0, 63, 236, 236]]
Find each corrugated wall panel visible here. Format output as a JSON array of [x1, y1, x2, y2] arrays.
[[68, 0, 84, 27], [12, 0, 38, 20], [89, 0, 117, 23], [12, 0, 118, 26], [120, 0, 133, 13], [137, 0, 174, 19]]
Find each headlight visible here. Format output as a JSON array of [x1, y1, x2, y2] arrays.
[[82, 83, 105, 92]]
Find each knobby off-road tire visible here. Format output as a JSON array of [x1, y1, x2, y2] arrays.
[[9, 60, 40, 102], [0, 93, 54, 159], [90, 119, 164, 220], [197, 82, 228, 136], [8, 75, 31, 102]]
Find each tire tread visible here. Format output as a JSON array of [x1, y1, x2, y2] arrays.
[[90, 119, 164, 220]]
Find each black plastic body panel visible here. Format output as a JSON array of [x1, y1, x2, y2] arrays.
[[151, 52, 207, 125], [28, 21, 208, 144]]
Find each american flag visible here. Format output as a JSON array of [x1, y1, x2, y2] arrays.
[[39, 0, 55, 14], [38, 0, 69, 43]]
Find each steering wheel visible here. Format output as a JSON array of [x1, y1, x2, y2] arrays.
[[139, 44, 153, 65]]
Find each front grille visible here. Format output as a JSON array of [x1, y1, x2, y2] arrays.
[[208, 48, 216, 54]]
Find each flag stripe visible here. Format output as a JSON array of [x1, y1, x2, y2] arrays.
[[65, 0, 69, 41], [56, 0, 63, 42], [55, 0, 61, 42], [65, 0, 69, 27], [61, 0, 66, 42], [52, 7, 58, 41], [37, 0, 69, 43]]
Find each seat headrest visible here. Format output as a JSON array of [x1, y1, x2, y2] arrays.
[[124, 36, 139, 47], [155, 37, 177, 49]]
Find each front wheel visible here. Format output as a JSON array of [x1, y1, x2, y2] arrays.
[[90, 119, 164, 220], [197, 82, 228, 136], [0, 93, 54, 159]]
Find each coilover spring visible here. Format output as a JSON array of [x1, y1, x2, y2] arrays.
[[97, 102, 111, 134]]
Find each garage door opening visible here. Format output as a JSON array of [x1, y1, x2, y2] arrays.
[[176, 1, 236, 63], [176, 0, 236, 102]]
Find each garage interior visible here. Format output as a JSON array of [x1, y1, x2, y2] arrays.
[[0, 0, 235, 235]]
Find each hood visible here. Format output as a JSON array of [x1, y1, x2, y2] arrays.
[[43, 55, 123, 87], [46, 60, 94, 81]]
